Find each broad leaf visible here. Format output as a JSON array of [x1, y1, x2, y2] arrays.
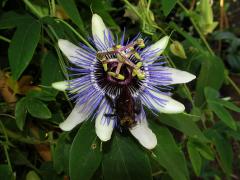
[[208, 102, 237, 130], [161, 0, 177, 16], [26, 98, 52, 119], [205, 130, 233, 176], [205, 87, 237, 130], [53, 133, 70, 174], [195, 55, 224, 106], [154, 113, 208, 142], [187, 140, 202, 176], [15, 97, 28, 130], [0, 11, 33, 29], [57, 0, 85, 34], [102, 133, 152, 180], [150, 122, 189, 180], [70, 121, 102, 180], [0, 164, 13, 180], [8, 19, 41, 80]]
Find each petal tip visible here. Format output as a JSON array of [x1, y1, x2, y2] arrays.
[[59, 122, 73, 131], [52, 81, 68, 91]]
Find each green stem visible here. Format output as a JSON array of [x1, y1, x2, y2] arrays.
[[3, 144, 13, 172], [123, 0, 141, 17], [0, 35, 11, 43], [56, 19, 94, 49], [23, 0, 43, 18], [177, 1, 214, 55], [0, 121, 12, 172], [0, 125, 53, 144], [227, 76, 240, 95]]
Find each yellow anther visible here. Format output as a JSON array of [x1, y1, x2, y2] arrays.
[[116, 54, 125, 62], [103, 64, 108, 71], [129, 46, 134, 51], [134, 52, 141, 60], [136, 38, 145, 48], [132, 69, 137, 77], [117, 74, 125, 80], [107, 72, 125, 80], [136, 71, 145, 80], [136, 62, 143, 68], [116, 44, 122, 49]]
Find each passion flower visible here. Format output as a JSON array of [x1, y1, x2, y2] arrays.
[[56, 14, 196, 149]]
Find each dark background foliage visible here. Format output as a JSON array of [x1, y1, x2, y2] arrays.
[[0, 0, 240, 179]]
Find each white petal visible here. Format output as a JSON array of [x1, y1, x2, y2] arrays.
[[59, 104, 88, 131], [165, 67, 196, 85], [58, 39, 80, 64], [52, 81, 68, 91], [130, 121, 157, 150], [146, 90, 185, 114], [92, 14, 109, 49], [95, 104, 114, 142], [144, 36, 169, 58]]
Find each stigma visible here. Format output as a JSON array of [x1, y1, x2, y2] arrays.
[[96, 38, 146, 85]]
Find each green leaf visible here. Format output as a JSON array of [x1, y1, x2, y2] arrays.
[[195, 55, 225, 106], [15, 97, 28, 130], [41, 52, 64, 97], [26, 98, 52, 119], [204, 87, 237, 130], [0, 11, 33, 29], [170, 22, 203, 51], [70, 121, 102, 180], [41, 52, 64, 86], [161, 0, 177, 16], [102, 133, 152, 180], [57, 0, 85, 33], [204, 87, 219, 100], [192, 140, 215, 161], [208, 102, 237, 130], [155, 113, 208, 142], [26, 171, 41, 180], [53, 133, 70, 174], [206, 130, 233, 176], [150, 123, 189, 180], [187, 141, 202, 176], [217, 99, 240, 113], [8, 19, 41, 80], [87, 0, 119, 31], [0, 164, 13, 180]]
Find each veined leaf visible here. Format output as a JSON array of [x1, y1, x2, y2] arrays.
[[8, 19, 41, 80], [70, 121, 102, 180], [102, 133, 152, 180], [15, 97, 28, 130], [150, 122, 189, 180], [0, 11, 33, 29], [57, 0, 85, 34], [161, 0, 177, 16], [205, 130, 233, 176], [155, 113, 209, 142], [205, 87, 237, 130], [195, 55, 224, 106], [187, 140, 202, 176], [26, 98, 52, 119]]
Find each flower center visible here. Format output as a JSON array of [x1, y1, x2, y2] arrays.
[[94, 38, 146, 97], [96, 38, 146, 85]]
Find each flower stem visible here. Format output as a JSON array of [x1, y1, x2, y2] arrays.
[[23, 0, 43, 18], [227, 76, 240, 95], [177, 0, 214, 56], [56, 19, 94, 49], [0, 35, 10, 43]]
